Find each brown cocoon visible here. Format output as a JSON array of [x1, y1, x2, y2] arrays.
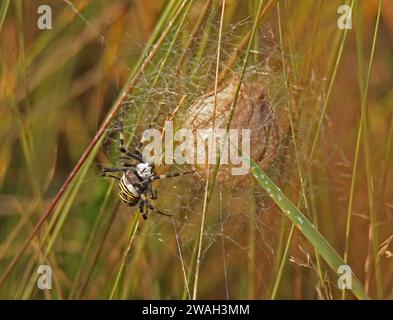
[[182, 75, 281, 186]]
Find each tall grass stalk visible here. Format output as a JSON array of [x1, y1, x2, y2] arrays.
[[248, 182, 257, 299], [357, 0, 383, 298], [218, 0, 276, 84], [304, 0, 354, 297], [191, 0, 265, 300], [270, 223, 295, 300], [76, 203, 120, 299], [309, 0, 355, 160], [269, 1, 320, 298], [172, 217, 191, 299], [343, 0, 383, 299], [68, 180, 116, 298], [109, 213, 139, 299], [0, 0, 188, 289], [191, 0, 227, 300]]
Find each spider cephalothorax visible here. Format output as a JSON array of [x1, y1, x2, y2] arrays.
[[102, 119, 194, 219], [135, 162, 154, 180]]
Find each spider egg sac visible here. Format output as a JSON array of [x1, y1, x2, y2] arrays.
[[182, 74, 284, 186]]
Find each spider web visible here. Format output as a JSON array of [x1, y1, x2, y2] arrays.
[[94, 5, 312, 299]]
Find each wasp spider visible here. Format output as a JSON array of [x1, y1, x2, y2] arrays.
[[101, 119, 194, 219]]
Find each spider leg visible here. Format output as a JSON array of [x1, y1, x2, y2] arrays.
[[135, 113, 162, 157], [138, 198, 147, 220], [146, 170, 196, 183], [121, 162, 137, 168], [140, 194, 172, 217], [118, 118, 127, 154], [148, 182, 157, 200], [134, 139, 144, 156], [155, 209, 172, 217], [118, 157, 137, 165], [126, 151, 144, 162], [102, 174, 120, 180], [101, 167, 129, 174], [118, 117, 144, 162], [101, 167, 130, 175]]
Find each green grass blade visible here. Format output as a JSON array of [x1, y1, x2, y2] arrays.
[[248, 157, 370, 300], [270, 223, 295, 300], [309, 0, 354, 160], [109, 213, 139, 300], [0, 0, 10, 32]]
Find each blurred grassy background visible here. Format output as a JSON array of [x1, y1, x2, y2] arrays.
[[0, 0, 392, 299]]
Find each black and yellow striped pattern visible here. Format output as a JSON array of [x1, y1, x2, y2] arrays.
[[118, 177, 140, 206]]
